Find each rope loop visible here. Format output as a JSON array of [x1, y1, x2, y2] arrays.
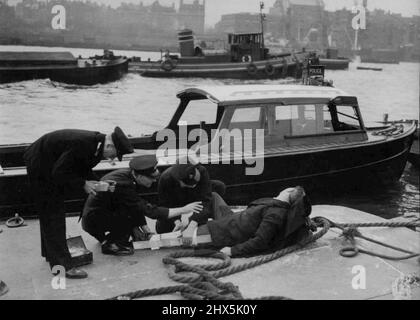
[[340, 246, 359, 258]]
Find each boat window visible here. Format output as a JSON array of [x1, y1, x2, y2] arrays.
[[218, 106, 265, 154], [177, 99, 217, 126], [330, 105, 362, 131], [274, 105, 327, 136], [228, 107, 266, 133], [275, 105, 299, 120], [231, 107, 262, 123]]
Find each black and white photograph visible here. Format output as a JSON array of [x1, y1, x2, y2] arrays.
[[0, 0, 419, 305]]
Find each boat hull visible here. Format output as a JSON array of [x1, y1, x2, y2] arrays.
[[0, 126, 415, 219], [129, 55, 306, 79], [319, 58, 350, 70], [0, 58, 129, 85], [357, 66, 383, 71]]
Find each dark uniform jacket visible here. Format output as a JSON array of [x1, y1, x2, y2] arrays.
[[23, 129, 106, 190], [207, 197, 311, 257], [82, 168, 169, 226], [158, 164, 213, 225]]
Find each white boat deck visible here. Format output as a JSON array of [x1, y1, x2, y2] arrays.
[[0, 205, 418, 300]]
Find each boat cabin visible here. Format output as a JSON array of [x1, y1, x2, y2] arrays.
[[154, 85, 367, 157], [176, 30, 269, 64], [228, 32, 268, 62]]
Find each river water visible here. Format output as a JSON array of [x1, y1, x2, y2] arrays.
[[0, 45, 419, 218]]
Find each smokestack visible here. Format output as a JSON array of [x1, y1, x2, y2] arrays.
[[178, 29, 195, 57]]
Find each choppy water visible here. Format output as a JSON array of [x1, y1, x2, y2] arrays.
[[0, 45, 419, 218]]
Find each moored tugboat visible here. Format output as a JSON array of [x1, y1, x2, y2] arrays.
[[129, 29, 308, 80]]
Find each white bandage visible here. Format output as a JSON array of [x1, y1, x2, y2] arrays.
[[192, 227, 198, 246]]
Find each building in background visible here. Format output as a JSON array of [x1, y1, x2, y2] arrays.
[[178, 0, 205, 34], [0, 0, 418, 60], [213, 0, 326, 51], [0, 0, 206, 50], [215, 13, 260, 34], [268, 0, 326, 50]]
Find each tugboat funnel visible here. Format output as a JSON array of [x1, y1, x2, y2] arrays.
[[178, 29, 195, 57]]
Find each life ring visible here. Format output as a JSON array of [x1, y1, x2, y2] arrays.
[[264, 63, 276, 76], [242, 55, 252, 63], [247, 63, 258, 76], [281, 58, 288, 77], [161, 59, 174, 72]]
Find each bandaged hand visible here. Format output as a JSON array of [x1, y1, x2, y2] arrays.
[[172, 220, 183, 232], [84, 180, 98, 196], [104, 180, 116, 193], [220, 247, 232, 256], [172, 216, 190, 232]]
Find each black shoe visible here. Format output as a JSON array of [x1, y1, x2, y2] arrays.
[[65, 268, 88, 279], [102, 241, 134, 256]]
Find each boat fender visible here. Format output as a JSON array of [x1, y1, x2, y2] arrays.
[[161, 59, 174, 72], [264, 63, 276, 76], [242, 55, 252, 63], [247, 63, 258, 76], [281, 58, 288, 77]]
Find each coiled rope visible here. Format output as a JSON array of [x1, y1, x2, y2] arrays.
[[108, 217, 419, 300], [324, 219, 420, 261], [108, 217, 330, 300], [372, 124, 404, 136]]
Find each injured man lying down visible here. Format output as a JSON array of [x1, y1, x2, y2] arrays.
[[180, 186, 313, 257]]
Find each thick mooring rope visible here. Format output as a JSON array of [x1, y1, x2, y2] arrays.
[[108, 217, 331, 300], [372, 124, 404, 136], [326, 219, 420, 261], [108, 217, 420, 300]]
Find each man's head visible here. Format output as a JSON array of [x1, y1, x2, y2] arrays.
[[279, 186, 312, 239], [172, 163, 201, 189], [129, 155, 160, 188], [275, 186, 306, 205], [103, 127, 134, 161]]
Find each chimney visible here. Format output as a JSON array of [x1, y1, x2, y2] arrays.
[[178, 29, 195, 57]]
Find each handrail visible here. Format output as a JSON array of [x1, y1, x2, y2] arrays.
[[284, 130, 366, 140]]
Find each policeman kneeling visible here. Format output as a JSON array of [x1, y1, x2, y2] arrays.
[[81, 155, 203, 255]]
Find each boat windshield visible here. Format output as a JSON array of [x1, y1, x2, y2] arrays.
[[224, 104, 362, 135], [213, 102, 366, 151], [177, 99, 218, 127], [228, 33, 263, 45]]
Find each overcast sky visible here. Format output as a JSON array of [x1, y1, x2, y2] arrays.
[[206, 0, 418, 25], [8, 0, 420, 27]]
